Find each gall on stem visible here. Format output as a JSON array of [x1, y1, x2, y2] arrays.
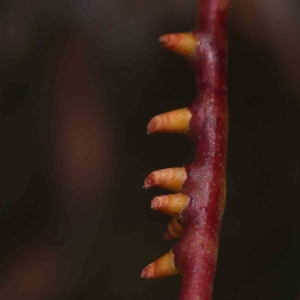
[[141, 0, 229, 299]]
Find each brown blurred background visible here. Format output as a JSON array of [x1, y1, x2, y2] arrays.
[[1, 0, 300, 299]]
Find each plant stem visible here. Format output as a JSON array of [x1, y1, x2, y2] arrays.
[[174, 1, 229, 299], [142, 1, 229, 299]]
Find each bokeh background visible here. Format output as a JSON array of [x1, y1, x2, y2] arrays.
[[1, 0, 300, 299]]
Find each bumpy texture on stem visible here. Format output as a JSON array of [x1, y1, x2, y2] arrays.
[[142, 0, 229, 300]]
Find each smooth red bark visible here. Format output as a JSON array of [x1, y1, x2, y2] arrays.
[[173, 1, 229, 299]]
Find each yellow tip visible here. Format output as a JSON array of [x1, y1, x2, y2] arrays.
[[164, 217, 184, 240], [144, 168, 187, 192], [151, 193, 189, 217], [159, 32, 198, 57], [141, 250, 180, 279], [147, 108, 191, 134]]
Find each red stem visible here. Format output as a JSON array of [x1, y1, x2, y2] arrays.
[[173, 1, 229, 299], [141, 0, 229, 299]]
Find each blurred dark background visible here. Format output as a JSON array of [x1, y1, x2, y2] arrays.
[[1, 0, 300, 299]]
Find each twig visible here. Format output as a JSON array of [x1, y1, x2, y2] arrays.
[[142, 1, 229, 299]]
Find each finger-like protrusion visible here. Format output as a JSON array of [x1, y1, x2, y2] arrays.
[[164, 217, 184, 240], [159, 32, 198, 57], [147, 108, 191, 134], [141, 250, 180, 279], [151, 193, 189, 217], [144, 168, 187, 192]]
